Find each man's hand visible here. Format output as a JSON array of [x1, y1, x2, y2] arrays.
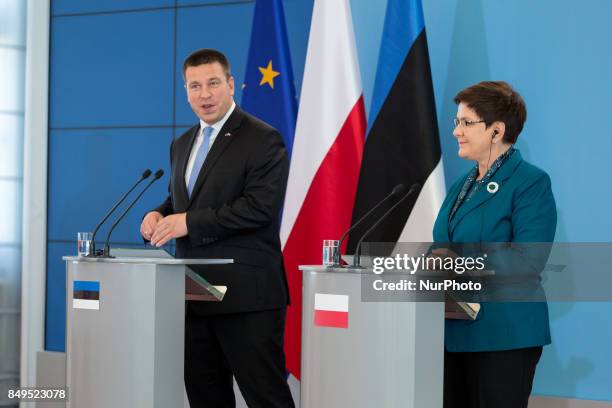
[[150, 213, 188, 247], [141, 211, 163, 241]]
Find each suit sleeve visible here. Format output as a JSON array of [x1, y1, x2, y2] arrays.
[[185, 130, 289, 244]]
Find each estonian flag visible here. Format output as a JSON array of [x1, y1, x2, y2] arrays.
[[72, 281, 100, 310], [348, 0, 445, 251]]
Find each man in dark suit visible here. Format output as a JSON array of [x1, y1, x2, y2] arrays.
[[140, 49, 294, 408]]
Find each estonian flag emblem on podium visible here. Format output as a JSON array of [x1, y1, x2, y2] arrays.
[[73, 280, 100, 310]]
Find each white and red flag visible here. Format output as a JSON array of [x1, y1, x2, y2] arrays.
[[314, 293, 349, 329], [280, 0, 365, 381]]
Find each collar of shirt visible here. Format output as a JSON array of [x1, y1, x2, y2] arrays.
[[185, 102, 236, 187], [199, 101, 236, 147]]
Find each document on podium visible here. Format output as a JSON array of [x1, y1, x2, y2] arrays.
[[110, 247, 175, 258], [185, 268, 227, 302], [112, 248, 228, 301], [445, 293, 480, 320]]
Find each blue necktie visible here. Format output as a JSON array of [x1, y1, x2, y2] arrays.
[[187, 126, 213, 197]]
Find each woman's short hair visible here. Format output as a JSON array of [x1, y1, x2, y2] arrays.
[[454, 81, 527, 144]]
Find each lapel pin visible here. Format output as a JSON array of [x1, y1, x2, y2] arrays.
[[486, 181, 499, 194], [224, 132, 231, 137]]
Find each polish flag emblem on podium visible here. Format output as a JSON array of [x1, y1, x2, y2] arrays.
[[314, 293, 349, 329]]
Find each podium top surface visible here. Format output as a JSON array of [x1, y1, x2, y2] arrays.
[[63, 248, 233, 265], [299, 265, 371, 274], [299, 265, 494, 277], [63, 256, 233, 265]]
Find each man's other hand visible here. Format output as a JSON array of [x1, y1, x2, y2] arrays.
[[141, 211, 163, 241], [150, 213, 188, 247]]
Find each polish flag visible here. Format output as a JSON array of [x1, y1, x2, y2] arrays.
[[314, 294, 349, 329], [280, 0, 365, 381]]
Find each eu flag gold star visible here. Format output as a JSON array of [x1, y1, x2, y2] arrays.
[[258, 60, 280, 89]]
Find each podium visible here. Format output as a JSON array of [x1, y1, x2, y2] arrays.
[[63, 250, 231, 408], [299, 265, 444, 408]]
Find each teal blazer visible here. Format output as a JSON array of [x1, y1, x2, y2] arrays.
[[433, 150, 557, 352]]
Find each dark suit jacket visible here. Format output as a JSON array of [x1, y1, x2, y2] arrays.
[[152, 106, 290, 315]]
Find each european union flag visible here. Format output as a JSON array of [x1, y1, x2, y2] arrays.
[[242, 0, 297, 158]]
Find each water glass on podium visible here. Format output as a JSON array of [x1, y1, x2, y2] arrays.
[[322, 240, 339, 266], [77, 232, 92, 257]]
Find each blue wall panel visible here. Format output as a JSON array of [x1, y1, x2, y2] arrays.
[[45, 242, 72, 351], [52, 0, 174, 16], [47, 128, 172, 243], [49, 9, 175, 128], [177, 0, 252, 5], [535, 303, 612, 401], [174, 2, 254, 126], [174, 126, 191, 138]]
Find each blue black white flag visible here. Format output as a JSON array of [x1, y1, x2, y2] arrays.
[[348, 0, 445, 250]]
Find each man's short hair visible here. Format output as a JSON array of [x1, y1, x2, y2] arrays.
[[454, 81, 527, 144], [182, 48, 231, 80]]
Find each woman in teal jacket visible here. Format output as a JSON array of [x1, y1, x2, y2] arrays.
[[433, 81, 557, 408]]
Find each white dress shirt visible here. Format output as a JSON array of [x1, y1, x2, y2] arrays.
[[184, 102, 236, 187]]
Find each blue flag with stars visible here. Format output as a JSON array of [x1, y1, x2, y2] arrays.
[[242, 0, 297, 158]]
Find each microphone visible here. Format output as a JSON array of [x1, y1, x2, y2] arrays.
[[332, 184, 406, 265], [101, 169, 164, 258], [89, 169, 152, 256], [352, 183, 420, 268]]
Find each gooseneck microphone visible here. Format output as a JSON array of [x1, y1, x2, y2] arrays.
[[89, 169, 152, 256], [352, 183, 420, 268], [332, 184, 406, 266], [102, 169, 164, 258]]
